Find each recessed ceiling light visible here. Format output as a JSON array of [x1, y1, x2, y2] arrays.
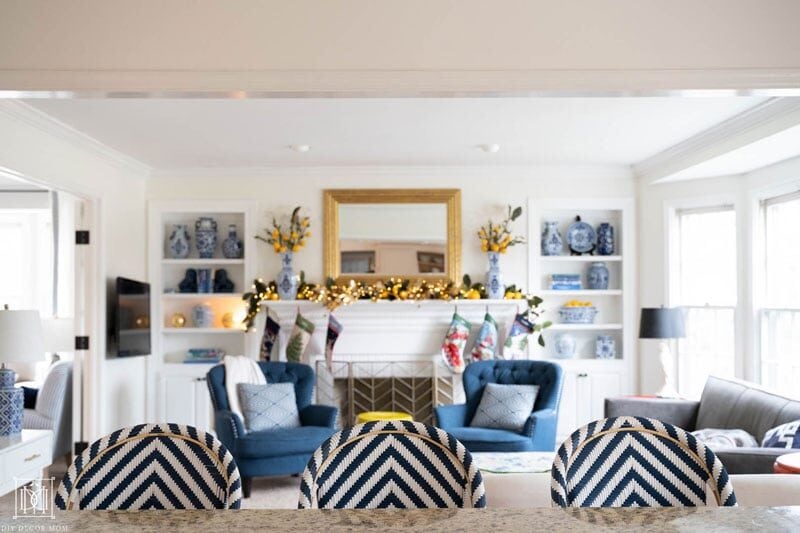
[[291, 144, 311, 153], [480, 144, 500, 153]]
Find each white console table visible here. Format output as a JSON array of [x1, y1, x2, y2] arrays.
[[0, 430, 53, 497]]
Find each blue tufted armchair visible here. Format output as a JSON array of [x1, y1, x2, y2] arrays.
[[434, 360, 563, 452], [207, 362, 338, 497]]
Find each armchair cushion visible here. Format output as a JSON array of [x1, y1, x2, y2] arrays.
[[237, 382, 300, 432], [444, 427, 533, 452], [235, 426, 337, 459], [300, 404, 338, 428], [470, 383, 539, 431], [434, 403, 468, 429]]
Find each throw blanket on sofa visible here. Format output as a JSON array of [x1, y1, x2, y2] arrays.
[[223, 355, 266, 422], [691, 428, 758, 449]]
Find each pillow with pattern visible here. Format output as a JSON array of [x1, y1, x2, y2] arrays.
[[691, 428, 757, 449], [237, 382, 300, 432], [470, 383, 539, 432], [762, 419, 800, 449]]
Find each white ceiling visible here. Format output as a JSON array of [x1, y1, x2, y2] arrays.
[[24, 97, 769, 170]]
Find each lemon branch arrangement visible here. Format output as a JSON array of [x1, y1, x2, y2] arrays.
[[255, 206, 311, 254], [478, 205, 525, 253]]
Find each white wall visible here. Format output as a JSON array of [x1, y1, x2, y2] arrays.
[[0, 105, 149, 440], [147, 166, 635, 292], [637, 157, 800, 394]]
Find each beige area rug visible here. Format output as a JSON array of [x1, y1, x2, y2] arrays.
[[0, 456, 301, 512]]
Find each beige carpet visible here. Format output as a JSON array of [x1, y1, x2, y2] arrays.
[[0, 456, 301, 511]]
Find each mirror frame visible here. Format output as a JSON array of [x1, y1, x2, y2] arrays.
[[323, 188, 461, 282]]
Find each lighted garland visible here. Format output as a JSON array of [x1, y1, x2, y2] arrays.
[[242, 273, 542, 330]]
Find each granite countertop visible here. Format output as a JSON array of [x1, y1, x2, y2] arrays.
[[2, 507, 798, 532]]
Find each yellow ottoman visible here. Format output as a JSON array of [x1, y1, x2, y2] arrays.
[[356, 411, 413, 424]]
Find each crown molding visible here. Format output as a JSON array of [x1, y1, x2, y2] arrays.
[[0, 100, 151, 177], [634, 97, 800, 184], [2, 68, 800, 97], [150, 164, 634, 181]]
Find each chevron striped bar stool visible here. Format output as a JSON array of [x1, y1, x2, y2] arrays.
[[551, 416, 737, 508], [298, 420, 486, 509], [55, 423, 242, 510]]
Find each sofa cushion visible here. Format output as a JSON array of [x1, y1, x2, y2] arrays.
[[762, 419, 800, 449], [234, 425, 336, 458], [470, 383, 538, 431], [237, 382, 300, 432], [697, 376, 800, 441]]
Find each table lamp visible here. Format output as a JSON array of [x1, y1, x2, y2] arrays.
[[639, 307, 685, 398], [0, 305, 44, 436]]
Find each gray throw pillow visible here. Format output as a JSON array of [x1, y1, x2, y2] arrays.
[[470, 383, 539, 432], [691, 428, 758, 449], [237, 382, 300, 432]]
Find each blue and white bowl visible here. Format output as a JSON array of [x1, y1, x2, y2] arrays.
[[558, 306, 598, 324]]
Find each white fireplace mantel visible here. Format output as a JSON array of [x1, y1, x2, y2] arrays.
[[249, 299, 530, 364]]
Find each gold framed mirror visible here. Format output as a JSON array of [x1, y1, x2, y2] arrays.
[[324, 189, 461, 282]]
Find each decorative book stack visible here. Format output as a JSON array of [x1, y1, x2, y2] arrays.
[[184, 348, 225, 364], [550, 274, 582, 291]]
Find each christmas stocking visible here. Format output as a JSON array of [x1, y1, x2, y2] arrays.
[[325, 314, 343, 371], [441, 312, 472, 373], [502, 313, 535, 358], [259, 309, 281, 361], [286, 312, 315, 363], [470, 312, 498, 362]]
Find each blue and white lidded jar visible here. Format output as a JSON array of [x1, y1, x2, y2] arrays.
[[597, 223, 615, 255], [276, 252, 299, 300], [222, 224, 244, 259], [167, 224, 191, 259], [554, 334, 577, 359], [191, 303, 214, 328], [541, 221, 564, 256], [587, 262, 609, 290], [195, 217, 218, 259], [595, 335, 616, 359]]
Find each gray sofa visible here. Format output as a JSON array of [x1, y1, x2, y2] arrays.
[[605, 375, 800, 474]]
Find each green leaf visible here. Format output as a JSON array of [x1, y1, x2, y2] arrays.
[[511, 206, 523, 221], [538, 334, 546, 347], [541, 320, 553, 329]]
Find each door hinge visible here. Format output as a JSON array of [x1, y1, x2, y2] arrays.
[[75, 336, 89, 350], [75, 230, 90, 245]]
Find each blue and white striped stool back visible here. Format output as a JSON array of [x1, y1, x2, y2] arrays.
[[299, 420, 486, 509], [55, 423, 242, 510], [551, 416, 736, 508]]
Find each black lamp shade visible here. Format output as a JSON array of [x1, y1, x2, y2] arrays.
[[639, 307, 686, 339]]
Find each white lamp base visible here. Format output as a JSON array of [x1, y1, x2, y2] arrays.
[[655, 339, 679, 399]]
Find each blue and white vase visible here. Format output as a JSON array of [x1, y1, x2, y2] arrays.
[[541, 221, 563, 256], [587, 261, 609, 290], [597, 223, 615, 255], [554, 334, 577, 359], [221, 224, 244, 259], [595, 335, 616, 359], [191, 303, 214, 328], [485, 252, 505, 299], [195, 217, 218, 259], [0, 367, 22, 436], [167, 224, 191, 259], [276, 252, 299, 300]]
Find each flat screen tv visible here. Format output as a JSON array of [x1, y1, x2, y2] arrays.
[[112, 277, 151, 357]]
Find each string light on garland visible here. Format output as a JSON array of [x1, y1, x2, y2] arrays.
[[242, 273, 547, 331]]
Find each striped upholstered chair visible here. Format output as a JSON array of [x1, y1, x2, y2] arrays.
[[551, 416, 737, 508], [299, 420, 486, 509], [55, 423, 242, 510]]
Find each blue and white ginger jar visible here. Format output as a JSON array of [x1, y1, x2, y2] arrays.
[[554, 334, 577, 359], [222, 224, 244, 259], [596, 335, 616, 359], [195, 217, 218, 259], [191, 303, 214, 328], [587, 262, 609, 290]]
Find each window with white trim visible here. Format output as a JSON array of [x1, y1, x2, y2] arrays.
[[0, 210, 53, 313], [759, 191, 800, 397], [672, 205, 737, 399]]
